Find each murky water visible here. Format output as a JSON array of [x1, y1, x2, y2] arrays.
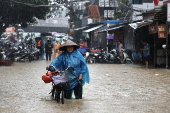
[[0, 61, 170, 113]]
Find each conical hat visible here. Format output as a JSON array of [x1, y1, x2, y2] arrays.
[[59, 39, 80, 51]]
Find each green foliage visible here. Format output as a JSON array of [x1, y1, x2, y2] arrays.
[[65, 4, 79, 23], [0, 0, 50, 33], [114, 0, 132, 20]]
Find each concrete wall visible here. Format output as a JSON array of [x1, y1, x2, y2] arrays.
[[132, 1, 164, 21], [123, 25, 135, 50]]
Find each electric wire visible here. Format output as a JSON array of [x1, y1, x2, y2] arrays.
[[0, 0, 64, 7], [116, 0, 154, 13]]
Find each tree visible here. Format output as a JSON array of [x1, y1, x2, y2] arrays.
[[0, 0, 50, 34], [114, 0, 132, 20]]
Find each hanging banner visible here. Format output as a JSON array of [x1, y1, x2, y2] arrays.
[[158, 26, 166, 38], [164, 0, 170, 5], [167, 3, 170, 22]]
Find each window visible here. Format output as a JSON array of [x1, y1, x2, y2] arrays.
[[110, 0, 118, 7], [105, 0, 110, 7], [99, 0, 119, 7], [142, 0, 153, 3], [99, 0, 105, 7], [132, 0, 142, 4], [104, 10, 114, 18]]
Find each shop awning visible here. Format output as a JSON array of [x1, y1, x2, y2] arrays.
[[102, 20, 122, 24], [74, 26, 88, 31], [98, 25, 124, 33], [129, 20, 153, 29], [83, 24, 104, 33]]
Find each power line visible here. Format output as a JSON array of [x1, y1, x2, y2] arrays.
[[116, 0, 154, 13], [0, 0, 64, 7]]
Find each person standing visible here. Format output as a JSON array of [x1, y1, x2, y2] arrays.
[[118, 41, 123, 62], [140, 40, 150, 69], [53, 40, 61, 58], [80, 39, 86, 48], [46, 39, 90, 99], [107, 39, 113, 53], [36, 37, 45, 60], [45, 39, 53, 61]]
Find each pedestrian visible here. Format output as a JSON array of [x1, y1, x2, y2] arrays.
[[132, 48, 142, 62], [79, 39, 86, 48], [46, 39, 90, 99], [118, 40, 123, 62], [140, 40, 150, 69], [53, 40, 61, 57], [107, 39, 113, 53], [36, 37, 45, 60], [45, 39, 53, 61]]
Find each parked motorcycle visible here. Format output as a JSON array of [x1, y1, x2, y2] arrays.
[[3, 46, 18, 62], [110, 49, 133, 64], [121, 49, 133, 64], [14, 46, 32, 62], [29, 48, 40, 61], [86, 48, 115, 64]]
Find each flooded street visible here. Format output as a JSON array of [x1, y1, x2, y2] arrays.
[[0, 60, 170, 113]]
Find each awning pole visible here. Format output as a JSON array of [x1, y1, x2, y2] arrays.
[[107, 31, 108, 53], [166, 22, 169, 69]]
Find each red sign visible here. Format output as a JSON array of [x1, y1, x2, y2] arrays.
[[158, 26, 166, 38], [163, 0, 170, 5]]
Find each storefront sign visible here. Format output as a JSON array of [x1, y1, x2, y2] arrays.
[[69, 29, 74, 35], [158, 26, 166, 38], [163, 0, 170, 5], [167, 3, 170, 22]]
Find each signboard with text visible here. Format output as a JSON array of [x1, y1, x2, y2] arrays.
[[167, 3, 170, 22], [158, 26, 166, 38]]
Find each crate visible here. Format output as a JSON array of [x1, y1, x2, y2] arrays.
[[0, 60, 13, 66]]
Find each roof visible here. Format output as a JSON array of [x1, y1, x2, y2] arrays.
[[88, 5, 100, 18], [83, 24, 104, 33], [98, 25, 125, 33], [102, 20, 122, 24], [129, 20, 153, 29]]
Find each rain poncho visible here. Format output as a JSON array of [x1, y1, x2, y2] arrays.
[[49, 50, 90, 90]]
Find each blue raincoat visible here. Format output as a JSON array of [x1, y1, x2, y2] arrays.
[[49, 50, 90, 90]]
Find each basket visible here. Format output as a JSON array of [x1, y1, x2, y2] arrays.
[[51, 71, 69, 87]]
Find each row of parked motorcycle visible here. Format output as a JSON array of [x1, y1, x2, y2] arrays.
[[81, 47, 133, 64], [0, 39, 40, 63]]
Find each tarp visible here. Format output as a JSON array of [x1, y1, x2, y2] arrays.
[[102, 20, 122, 24], [74, 26, 88, 31], [129, 20, 153, 29], [98, 25, 124, 32], [83, 24, 104, 33]]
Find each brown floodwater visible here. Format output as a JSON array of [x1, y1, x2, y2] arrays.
[[0, 60, 170, 113]]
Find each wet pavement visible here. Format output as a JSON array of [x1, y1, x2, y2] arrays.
[[0, 60, 170, 113]]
